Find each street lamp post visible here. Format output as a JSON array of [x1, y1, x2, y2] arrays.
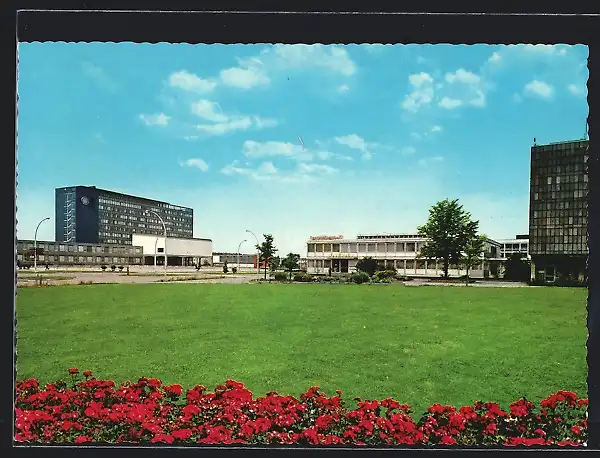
[[34, 217, 50, 273], [145, 210, 167, 277], [245, 229, 260, 279], [237, 239, 247, 271], [154, 237, 159, 268]]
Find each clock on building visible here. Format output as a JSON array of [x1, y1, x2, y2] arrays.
[[81, 196, 90, 205]]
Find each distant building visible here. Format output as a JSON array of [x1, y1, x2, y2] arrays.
[[16, 239, 144, 267], [132, 234, 212, 267], [306, 233, 503, 278], [212, 252, 256, 267], [529, 139, 588, 283], [55, 186, 194, 245], [497, 234, 530, 259]]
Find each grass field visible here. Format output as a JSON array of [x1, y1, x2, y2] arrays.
[[15, 283, 587, 416]]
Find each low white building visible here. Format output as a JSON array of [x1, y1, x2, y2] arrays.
[[132, 234, 212, 267], [497, 234, 530, 259], [306, 233, 503, 278]]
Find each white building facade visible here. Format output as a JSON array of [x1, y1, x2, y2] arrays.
[[306, 233, 503, 278], [497, 235, 530, 259], [132, 234, 212, 267]]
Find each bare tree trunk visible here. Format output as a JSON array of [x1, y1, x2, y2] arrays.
[[465, 267, 470, 286], [444, 258, 449, 278]]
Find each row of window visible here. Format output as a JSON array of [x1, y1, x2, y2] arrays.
[[530, 201, 586, 211], [530, 244, 587, 254], [531, 216, 587, 227], [307, 242, 497, 255], [16, 242, 142, 254], [501, 243, 529, 250], [307, 259, 485, 269], [17, 254, 143, 264], [532, 190, 587, 200]]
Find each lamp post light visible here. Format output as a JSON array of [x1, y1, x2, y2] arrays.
[[237, 239, 247, 272], [245, 229, 260, 279], [34, 217, 50, 273], [154, 236, 159, 268], [145, 210, 167, 277]]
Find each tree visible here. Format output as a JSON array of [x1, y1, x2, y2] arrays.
[[281, 253, 301, 280], [256, 234, 278, 280], [417, 199, 479, 279], [356, 257, 378, 278], [460, 234, 487, 286], [269, 256, 281, 281]]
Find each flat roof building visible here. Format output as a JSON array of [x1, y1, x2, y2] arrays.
[[55, 186, 193, 246], [529, 139, 588, 283], [496, 235, 530, 259], [306, 233, 503, 278], [132, 234, 212, 267]]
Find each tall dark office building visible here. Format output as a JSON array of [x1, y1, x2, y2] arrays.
[[529, 139, 588, 283], [55, 186, 194, 245]]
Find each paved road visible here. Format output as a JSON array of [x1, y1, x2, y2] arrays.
[[17, 271, 259, 287]]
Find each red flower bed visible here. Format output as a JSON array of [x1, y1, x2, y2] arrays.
[[14, 370, 587, 446]]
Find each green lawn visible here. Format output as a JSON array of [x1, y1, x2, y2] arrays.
[[15, 283, 587, 416]]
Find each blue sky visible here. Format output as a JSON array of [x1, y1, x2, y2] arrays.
[[16, 43, 588, 255]]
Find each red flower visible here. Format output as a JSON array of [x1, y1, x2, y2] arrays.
[[74, 436, 91, 444], [83, 370, 93, 378], [571, 425, 582, 435], [171, 428, 192, 441], [164, 384, 183, 397], [440, 435, 457, 445], [483, 423, 497, 436], [68, 368, 79, 374], [151, 433, 174, 444]]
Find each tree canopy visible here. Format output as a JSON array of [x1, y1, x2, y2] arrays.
[[417, 199, 479, 278], [281, 253, 301, 280], [256, 234, 278, 280], [460, 234, 487, 285]]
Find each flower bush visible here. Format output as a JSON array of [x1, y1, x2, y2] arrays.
[[14, 370, 587, 446]]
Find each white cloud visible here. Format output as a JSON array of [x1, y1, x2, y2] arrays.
[[431, 125, 442, 133], [567, 84, 586, 97], [410, 132, 421, 141], [297, 163, 338, 175], [139, 113, 170, 126], [242, 140, 312, 162], [272, 44, 357, 76], [445, 69, 480, 85], [190, 101, 277, 136], [439, 97, 463, 109], [488, 52, 502, 64], [400, 146, 416, 155], [418, 156, 444, 166], [260, 161, 278, 174], [191, 100, 228, 122], [334, 134, 373, 160], [316, 150, 353, 162], [197, 117, 253, 135], [252, 116, 278, 129], [401, 72, 435, 113], [337, 84, 350, 93], [168, 70, 217, 93], [524, 80, 554, 99], [180, 158, 209, 172], [220, 57, 271, 89]]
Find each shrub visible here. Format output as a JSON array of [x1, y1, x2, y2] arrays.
[[118, 266, 124, 272], [101, 265, 107, 271], [355, 257, 378, 277], [14, 371, 588, 446], [350, 271, 370, 284], [223, 261, 229, 274], [232, 267, 238, 274], [293, 272, 313, 282], [110, 265, 116, 272], [274, 272, 288, 282], [374, 269, 397, 283]]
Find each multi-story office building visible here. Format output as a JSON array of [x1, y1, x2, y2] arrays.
[[529, 139, 589, 283], [497, 234, 530, 259], [306, 233, 503, 278], [16, 239, 144, 267], [55, 186, 193, 245]]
